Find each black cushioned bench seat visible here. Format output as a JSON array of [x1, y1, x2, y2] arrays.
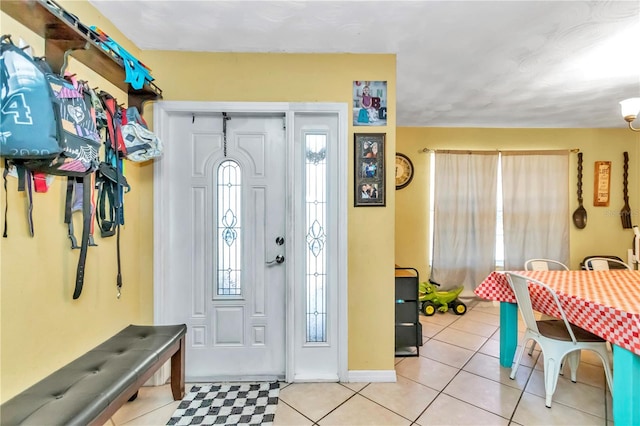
[[0, 324, 187, 426]]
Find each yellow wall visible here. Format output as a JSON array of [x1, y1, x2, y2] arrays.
[[3, 0, 638, 403], [1, 1, 398, 400], [0, 3, 155, 401], [395, 127, 640, 280], [141, 50, 398, 373]]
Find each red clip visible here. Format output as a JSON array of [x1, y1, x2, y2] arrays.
[[33, 172, 48, 193]]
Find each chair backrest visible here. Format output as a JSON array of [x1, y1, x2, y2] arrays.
[[504, 272, 577, 343], [584, 257, 631, 271], [524, 259, 569, 271]]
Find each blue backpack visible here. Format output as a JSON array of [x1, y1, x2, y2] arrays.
[[1, 35, 61, 160]]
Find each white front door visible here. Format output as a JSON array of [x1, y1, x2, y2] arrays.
[[155, 102, 349, 384], [162, 112, 286, 381]]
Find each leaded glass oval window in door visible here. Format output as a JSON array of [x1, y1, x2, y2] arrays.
[[217, 160, 242, 296]]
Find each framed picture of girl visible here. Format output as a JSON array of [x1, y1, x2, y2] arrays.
[[353, 81, 388, 126], [354, 133, 385, 207]]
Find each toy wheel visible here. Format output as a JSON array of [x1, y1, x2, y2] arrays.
[[422, 301, 437, 316], [452, 301, 467, 315]]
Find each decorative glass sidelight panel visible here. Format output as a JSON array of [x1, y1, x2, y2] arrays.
[[217, 160, 242, 296], [305, 134, 327, 342]]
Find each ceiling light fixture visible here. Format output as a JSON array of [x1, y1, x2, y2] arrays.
[[620, 98, 640, 131]]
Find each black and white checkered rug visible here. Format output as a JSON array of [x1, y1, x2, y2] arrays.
[[167, 383, 280, 426]]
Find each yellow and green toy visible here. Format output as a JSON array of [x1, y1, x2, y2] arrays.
[[419, 281, 467, 316]]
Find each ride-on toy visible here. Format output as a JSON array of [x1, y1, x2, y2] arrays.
[[419, 281, 467, 316]]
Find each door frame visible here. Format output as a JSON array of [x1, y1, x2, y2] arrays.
[[153, 101, 348, 383]]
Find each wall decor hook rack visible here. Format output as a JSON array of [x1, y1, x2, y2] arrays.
[[1, 0, 162, 113]]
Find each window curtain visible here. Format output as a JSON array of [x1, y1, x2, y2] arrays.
[[501, 153, 570, 270], [431, 152, 499, 297]]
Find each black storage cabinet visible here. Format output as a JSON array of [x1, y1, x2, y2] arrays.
[[395, 267, 422, 356]]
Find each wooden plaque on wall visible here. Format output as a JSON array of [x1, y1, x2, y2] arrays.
[[593, 161, 611, 207]]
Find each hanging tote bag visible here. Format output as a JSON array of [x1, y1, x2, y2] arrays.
[[30, 75, 101, 176]]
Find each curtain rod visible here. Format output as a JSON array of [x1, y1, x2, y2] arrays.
[[419, 148, 580, 155]]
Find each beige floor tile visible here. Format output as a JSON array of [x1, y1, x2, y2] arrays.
[[478, 337, 501, 358], [395, 355, 459, 391], [273, 401, 314, 425], [490, 329, 501, 341], [512, 392, 607, 425], [279, 382, 292, 390], [460, 310, 500, 326], [359, 375, 439, 421], [318, 394, 411, 425], [278, 382, 354, 422], [448, 317, 498, 337], [463, 352, 533, 390], [418, 318, 446, 338], [432, 327, 489, 351], [569, 360, 607, 389], [420, 312, 460, 327], [511, 345, 542, 368], [470, 301, 501, 315], [110, 385, 176, 425], [481, 337, 540, 369], [342, 382, 368, 392], [443, 370, 522, 418], [419, 339, 475, 369], [415, 393, 509, 426], [105, 294, 610, 426], [580, 347, 613, 367], [121, 401, 179, 426], [525, 370, 607, 418]]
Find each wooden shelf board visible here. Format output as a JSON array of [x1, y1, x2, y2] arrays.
[[1, 0, 162, 109]]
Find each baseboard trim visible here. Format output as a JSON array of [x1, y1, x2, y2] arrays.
[[292, 374, 340, 382], [347, 370, 396, 383]]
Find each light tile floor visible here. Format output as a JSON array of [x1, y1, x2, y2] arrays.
[[104, 300, 612, 425]]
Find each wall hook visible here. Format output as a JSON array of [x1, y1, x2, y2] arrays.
[[60, 41, 90, 75]]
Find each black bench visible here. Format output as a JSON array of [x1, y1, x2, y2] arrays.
[[0, 324, 187, 426]]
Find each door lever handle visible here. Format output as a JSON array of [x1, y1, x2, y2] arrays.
[[266, 255, 285, 265]]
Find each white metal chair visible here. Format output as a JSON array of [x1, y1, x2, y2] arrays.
[[505, 272, 613, 408], [584, 257, 631, 270], [524, 259, 570, 272], [523, 259, 570, 355]]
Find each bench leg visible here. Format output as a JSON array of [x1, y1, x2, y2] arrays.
[[171, 335, 185, 400]]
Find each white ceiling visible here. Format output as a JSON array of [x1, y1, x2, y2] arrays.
[[89, 0, 640, 129]]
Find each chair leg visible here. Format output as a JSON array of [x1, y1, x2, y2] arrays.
[[592, 346, 613, 394], [565, 350, 580, 383], [510, 340, 528, 380], [528, 341, 536, 356], [542, 348, 565, 408]]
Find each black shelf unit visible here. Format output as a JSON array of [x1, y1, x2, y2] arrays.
[[1, 0, 162, 112], [394, 267, 422, 357]]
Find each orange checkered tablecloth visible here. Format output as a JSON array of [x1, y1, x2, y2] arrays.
[[475, 270, 640, 356]]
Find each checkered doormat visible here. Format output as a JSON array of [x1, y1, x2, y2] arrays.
[[167, 382, 280, 426]]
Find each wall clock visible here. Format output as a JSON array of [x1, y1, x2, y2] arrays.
[[395, 153, 414, 189]]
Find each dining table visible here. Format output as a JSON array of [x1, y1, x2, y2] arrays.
[[475, 270, 640, 425]]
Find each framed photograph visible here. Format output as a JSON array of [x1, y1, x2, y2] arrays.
[[353, 81, 388, 126], [354, 133, 385, 207], [593, 161, 611, 207]]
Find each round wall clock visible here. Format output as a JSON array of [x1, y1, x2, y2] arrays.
[[395, 153, 414, 189]]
